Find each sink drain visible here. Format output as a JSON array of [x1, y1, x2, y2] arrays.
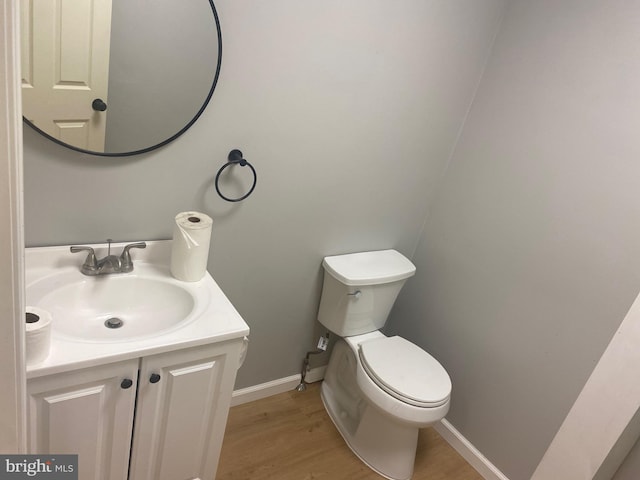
[[105, 317, 124, 329]]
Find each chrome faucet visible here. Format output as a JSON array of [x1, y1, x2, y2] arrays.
[[70, 239, 146, 276]]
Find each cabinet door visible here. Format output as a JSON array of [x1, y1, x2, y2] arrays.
[[129, 341, 243, 480], [27, 360, 139, 480]]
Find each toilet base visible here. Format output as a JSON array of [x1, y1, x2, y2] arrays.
[[320, 337, 449, 480], [321, 380, 418, 480]]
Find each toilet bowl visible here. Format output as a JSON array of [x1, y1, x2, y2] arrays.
[[321, 331, 450, 480], [316, 250, 452, 480]]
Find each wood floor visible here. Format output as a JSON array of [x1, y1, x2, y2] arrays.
[[217, 382, 482, 480]]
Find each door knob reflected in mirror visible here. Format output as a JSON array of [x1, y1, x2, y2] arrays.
[[92, 98, 107, 112]]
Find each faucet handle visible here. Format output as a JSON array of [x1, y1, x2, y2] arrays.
[[119, 242, 147, 272], [70, 245, 98, 272]]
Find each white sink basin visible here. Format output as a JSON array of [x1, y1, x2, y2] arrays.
[[28, 268, 196, 342], [25, 241, 250, 378], [28, 269, 195, 342]]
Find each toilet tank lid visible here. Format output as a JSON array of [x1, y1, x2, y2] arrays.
[[322, 249, 416, 286]]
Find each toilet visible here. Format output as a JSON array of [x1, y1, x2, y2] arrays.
[[317, 249, 451, 480]]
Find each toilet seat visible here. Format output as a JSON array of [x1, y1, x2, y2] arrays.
[[359, 336, 451, 408]]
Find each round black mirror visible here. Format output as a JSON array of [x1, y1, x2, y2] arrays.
[[21, 0, 222, 157]]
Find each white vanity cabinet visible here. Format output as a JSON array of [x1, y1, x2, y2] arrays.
[[27, 340, 243, 480]]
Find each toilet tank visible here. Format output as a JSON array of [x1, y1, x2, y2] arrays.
[[317, 250, 416, 337]]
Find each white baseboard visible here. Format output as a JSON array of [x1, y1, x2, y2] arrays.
[[231, 366, 326, 407], [434, 419, 510, 480]]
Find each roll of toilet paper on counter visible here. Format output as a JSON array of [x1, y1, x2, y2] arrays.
[[171, 211, 213, 282], [25, 306, 52, 366]]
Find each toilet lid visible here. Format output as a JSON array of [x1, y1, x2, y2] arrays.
[[359, 336, 451, 407]]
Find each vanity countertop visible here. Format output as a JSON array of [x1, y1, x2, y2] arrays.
[[25, 240, 250, 379]]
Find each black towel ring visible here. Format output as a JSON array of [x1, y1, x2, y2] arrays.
[[215, 149, 257, 202]]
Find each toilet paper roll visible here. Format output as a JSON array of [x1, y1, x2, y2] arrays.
[[170, 211, 213, 282], [25, 306, 52, 365]]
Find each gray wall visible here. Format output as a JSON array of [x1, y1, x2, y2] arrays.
[[387, 0, 640, 479], [23, 0, 505, 390], [106, 0, 218, 152]]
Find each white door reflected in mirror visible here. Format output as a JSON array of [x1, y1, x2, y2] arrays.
[[21, 0, 112, 151]]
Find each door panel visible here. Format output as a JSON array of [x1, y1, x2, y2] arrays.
[[20, 0, 112, 151], [129, 342, 242, 480], [27, 360, 138, 480]]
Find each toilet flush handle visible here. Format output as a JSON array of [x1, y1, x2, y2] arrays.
[[348, 290, 362, 299]]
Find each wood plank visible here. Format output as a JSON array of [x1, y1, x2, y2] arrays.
[[218, 383, 482, 480]]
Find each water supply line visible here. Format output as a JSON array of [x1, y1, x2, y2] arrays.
[[295, 332, 330, 392]]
